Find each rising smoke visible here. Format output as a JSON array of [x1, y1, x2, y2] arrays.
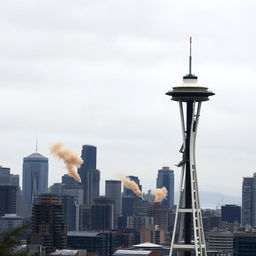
[[121, 176, 142, 197], [50, 142, 83, 183], [151, 187, 168, 202]]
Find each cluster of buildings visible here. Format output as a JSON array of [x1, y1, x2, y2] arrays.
[[0, 144, 175, 255], [2, 144, 256, 255]]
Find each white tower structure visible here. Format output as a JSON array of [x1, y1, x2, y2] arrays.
[[166, 38, 214, 256]]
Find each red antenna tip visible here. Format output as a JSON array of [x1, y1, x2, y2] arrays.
[[190, 37, 192, 44]]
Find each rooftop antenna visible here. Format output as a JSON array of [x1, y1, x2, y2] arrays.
[[183, 36, 197, 79], [35, 135, 38, 153], [189, 36, 192, 74]]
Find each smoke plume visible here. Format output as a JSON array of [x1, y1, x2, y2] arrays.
[[121, 177, 142, 197], [151, 187, 168, 203], [50, 142, 83, 183]]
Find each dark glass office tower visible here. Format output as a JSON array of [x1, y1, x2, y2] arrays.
[[156, 166, 174, 209], [92, 196, 114, 231], [0, 185, 17, 216], [123, 176, 142, 197], [78, 145, 100, 205]]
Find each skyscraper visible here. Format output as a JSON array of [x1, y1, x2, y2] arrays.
[[0, 166, 21, 216], [156, 167, 174, 209], [29, 193, 67, 253], [242, 176, 253, 226], [123, 176, 142, 197], [78, 145, 100, 205], [0, 166, 11, 184], [0, 185, 17, 216], [91, 196, 115, 230], [22, 152, 48, 217], [105, 180, 121, 228], [61, 195, 77, 231]]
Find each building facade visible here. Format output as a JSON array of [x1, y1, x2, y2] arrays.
[[221, 204, 241, 224], [0, 185, 17, 216], [78, 145, 100, 205], [242, 176, 256, 226], [22, 152, 48, 217], [29, 193, 67, 253], [105, 180, 121, 228], [156, 167, 174, 209], [91, 196, 114, 231]]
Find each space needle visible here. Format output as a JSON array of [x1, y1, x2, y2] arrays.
[[167, 38, 214, 256]]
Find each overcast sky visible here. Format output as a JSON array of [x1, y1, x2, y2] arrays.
[[1, 0, 256, 199]]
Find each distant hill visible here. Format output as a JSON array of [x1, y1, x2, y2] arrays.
[[175, 191, 241, 209]]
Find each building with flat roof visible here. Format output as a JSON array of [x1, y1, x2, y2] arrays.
[[67, 231, 117, 256]]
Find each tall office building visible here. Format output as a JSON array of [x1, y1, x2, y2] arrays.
[[242, 177, 253, 226], [0, 185, 17, 216], [123, 176, 142, 197], [29, 193, 67, 253], [0, 166, 11, 184], [91, 196, 115, 231], [105, 180, 121, 228], [78, 145, 100, 205], [22, 152, 48, 217], [0, 166, 21, 216], [156, 166, 174, 209], [61, 195, 77, 231]]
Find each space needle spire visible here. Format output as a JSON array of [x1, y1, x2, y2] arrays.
[[166, 39, 214, 256]]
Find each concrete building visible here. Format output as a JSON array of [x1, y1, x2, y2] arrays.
[[150, 203, 170, 231], [105, 180, 121, 228], [22, 152, 48, 217], [127, 216, 154, 230], [140, 226, 167, 245], [78, 145, 100, 205], [156, 167, 174, 209], [29, 193, 67, 253], [206, 231, 233, 255]]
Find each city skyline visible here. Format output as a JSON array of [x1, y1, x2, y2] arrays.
[[1, 1, 256, 198]]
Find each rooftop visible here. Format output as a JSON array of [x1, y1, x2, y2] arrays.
[[24, 152, 48, 161]]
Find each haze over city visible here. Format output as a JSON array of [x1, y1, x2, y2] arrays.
[[1, 0, 256, 198]]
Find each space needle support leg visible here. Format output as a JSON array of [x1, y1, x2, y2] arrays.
[[169, 101, 186, 256]]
